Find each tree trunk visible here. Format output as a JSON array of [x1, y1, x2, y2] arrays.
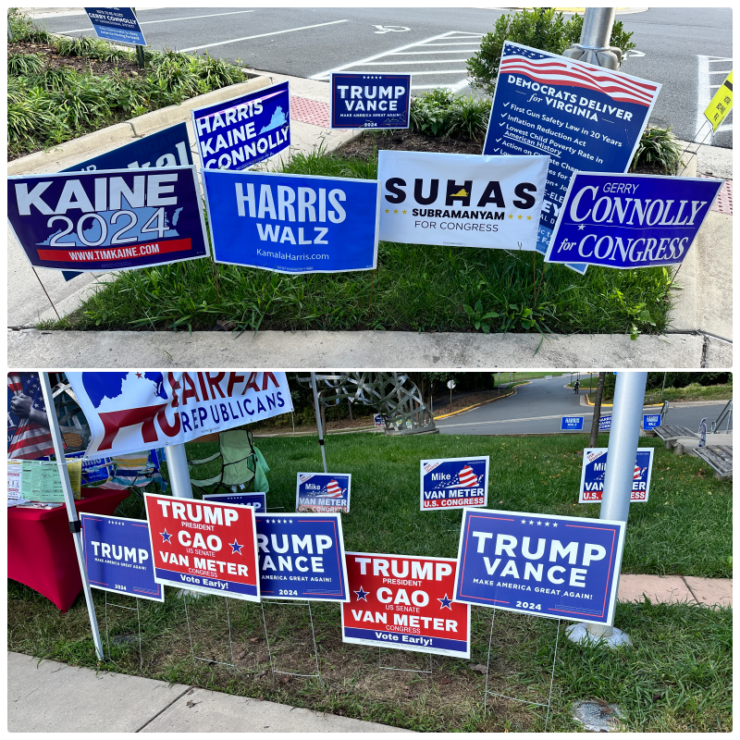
[[589, 372, 607, 447]]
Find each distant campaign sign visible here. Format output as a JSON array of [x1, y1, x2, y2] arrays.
[[378, 150, 549, 251], [579, 447, 654, 503], [192, 81, 290, 171], [483, 41, 660, 273], [561, 416, 584, 431], [85, 7, 146, 46], [453, 509, 625, 624], [342, 552, 471, 658], [545, 173, 724, 269], [643, 413, 662, 430], [331, 73, 411, 129], [203, 169, 379, 274], [145, 493, 260, 601], [81, 513, 163, 601], [204, 491, 267, 512], [420, 456, 489, 510], [256, 513, 349, 601], [296, 473, 351, 513], [8, 167, 208, 273], [599, 415, 612, 431]]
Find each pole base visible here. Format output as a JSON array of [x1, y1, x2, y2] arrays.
[[566, 622, 632, 648]]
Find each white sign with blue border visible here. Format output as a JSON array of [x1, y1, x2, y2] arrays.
[[420, 456, 489, 511], [330, 73, 411, 129], [643, 413, 662, 430], [85, 7, 146, 46], [561, 416, 584, 431], [453, 508, 626, 625], [579, 447, 654, 503], [296, 473, 351, 513], [204, 491, 267, 512]]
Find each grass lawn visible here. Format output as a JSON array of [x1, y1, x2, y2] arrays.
[[494, 371, 569, 386], [583, 383, 733, 405]]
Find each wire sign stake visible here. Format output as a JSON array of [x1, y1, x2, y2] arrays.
[[378, 646, 433, 677], [103, 592, 144, 671], [182, 592, 237, 672]]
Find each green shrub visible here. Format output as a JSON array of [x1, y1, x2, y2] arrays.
[[7, 52, 45, 76], [410, 89, 491, 141], [466, 9, 636, 97], [630, 125, 683, 174], [8, 7, 52, 43]]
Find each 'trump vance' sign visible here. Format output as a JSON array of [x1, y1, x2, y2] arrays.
[[192, 81, 290, 170], [85, 7, 146, 46], [8, 167, 208, 272], [545, 173, 724, 269], [145, 493, 260, 601], [420, 456, 489, 510], [67, 372, 293, 459], [331, 73, 411, 129], [203, 170, 379, 274], [579, 448, 655, 503], [204, 492, 267, 511], [454, 509, 625, 625], [377, 151, 548, 250], [342, 552, 470, 658]]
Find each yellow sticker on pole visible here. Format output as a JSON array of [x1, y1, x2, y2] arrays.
[[704, 70, 733, 132]]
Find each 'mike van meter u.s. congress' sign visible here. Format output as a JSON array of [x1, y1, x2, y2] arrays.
[[296, 473, 351, 513], [420, 456, 489, 510], [454, 509, 626, 625], [330, 73, 411, 129], [579, 447, 655, 503]]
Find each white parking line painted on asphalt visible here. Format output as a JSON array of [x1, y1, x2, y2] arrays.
[[56, 10, 257, 35], [696, 55, 733, 136], [180, 19, 349, 53]]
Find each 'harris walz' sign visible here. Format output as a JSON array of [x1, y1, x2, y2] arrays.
[[545, 173, 724, 268], [8, 167, 208, 272], [192, 81, 290, 171], [330, 73, 411, 129]]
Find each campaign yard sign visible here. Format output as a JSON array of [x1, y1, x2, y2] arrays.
[[560, 416, 584, 431], [483, 41, 660, 274], [192, 81, 290, 171], [67, 372, 293, 460], [342, 552, 470, 658], [331, 73, 411, 129], [599, 415, 612, 431], [296, 473, 351, 513], [203, 169, 379, 274], [145, 493, 260, 601], [8, 167, 208, 273], [420, 456, 489, 510], [378, 150, 548, 251], [545, 173, 724, 268], [643, 413, 662, 431], [579, 448, 654, 503], [85, 7, 146, 46], [256, 513, 349, 601], [204, 492, 267, 512], [81, 513, 163, 601], [454, 509, 625, 625]]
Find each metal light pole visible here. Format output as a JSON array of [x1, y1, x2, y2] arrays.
[[562, 8, 621, 70], [39, 373, 105, 661], [164, 444, 194, 499], [310, 372, 328, 474]]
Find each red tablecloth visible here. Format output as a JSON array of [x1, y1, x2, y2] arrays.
[[8, 487, 131, 612]]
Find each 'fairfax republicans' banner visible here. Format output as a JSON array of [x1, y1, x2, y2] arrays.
[[85, 7, 146, 46], [483, 41, 661, 273], [545, 172, 724, 269], [203, 169, 379, 274], [331, 73, 411, 129], [67, 372, 293, 459], [579, 448, 654, 504], [378, 150, 549, 250], [192, 81, 290, 171], [420, 456, 489, 510], [81, 513, 164, 601], [256, 513, 349, 601], [204, 492, 267, 511], [8, 167, 208, 272], [145, 493, 260, 601], [454, 509, 625, 625], [296, 473, 351, 513], [342, 552, 470, 658]]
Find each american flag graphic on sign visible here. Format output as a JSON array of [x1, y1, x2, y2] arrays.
[[321, 479, 344, 498], [457, 465, 479, 488], [7, 373, 55, 460]]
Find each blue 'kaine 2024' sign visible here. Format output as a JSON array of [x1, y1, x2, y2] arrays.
[[192, 81, 290, 171], [643, 413, 662, 430], [453, 509, 625, 624], [545, 172, 724, 269], [203, 170, 379, 274], [483, 41, 660, 273], [204, 491, 267, 511], [85, 7, 146, 46], [255, 513, 349, 601], [80, 513, 163, 601], [561, 416, 584, 431], [330, 73, 411, 129], [420, 456, 489, 511]]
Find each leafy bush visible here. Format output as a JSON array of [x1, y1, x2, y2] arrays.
[[8, 7, 51, 43], [410, 89, 491, 141], [466, 8, 636, 97], [630, 125, 683, 174], [7, 52, 45, 76]]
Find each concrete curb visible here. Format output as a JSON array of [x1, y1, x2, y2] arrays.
[[433, 386, 520, 420]]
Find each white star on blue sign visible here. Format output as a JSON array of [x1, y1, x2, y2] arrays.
[[354, 586, 369, 602], [229, 539, 243, 555], [438, 594, 453, 610], [160, 529, 172, 543]]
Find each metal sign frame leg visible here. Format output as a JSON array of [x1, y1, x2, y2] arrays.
[[182, 592, 237, 672], [103, 591, 144, 670], [378, 646, 433, 677]]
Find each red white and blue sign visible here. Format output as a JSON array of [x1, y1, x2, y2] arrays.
[[85, 7, 146, 46], [561, 416, 584, 431], [643, 413, 662, 430], [144, 492, 260, 601], [482, 41, 661, 274], [7, 372, 53, 460], [256, 513, 349, 601], [342, 552, 470, 658], [420, 456, 489, 510], [192, 81, 290, 171], [579, 447, 654, 503], [8, 167, 208, 273], [81, 513, 163, 602], [598, 415, 612, 431], [544, 173, 723, 269], [296, 473, 351, 513], [204, 491, 267, 512], [203, 169, 380, 274], [330, 73, 411, 129], [454, 509, 625, 625]]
